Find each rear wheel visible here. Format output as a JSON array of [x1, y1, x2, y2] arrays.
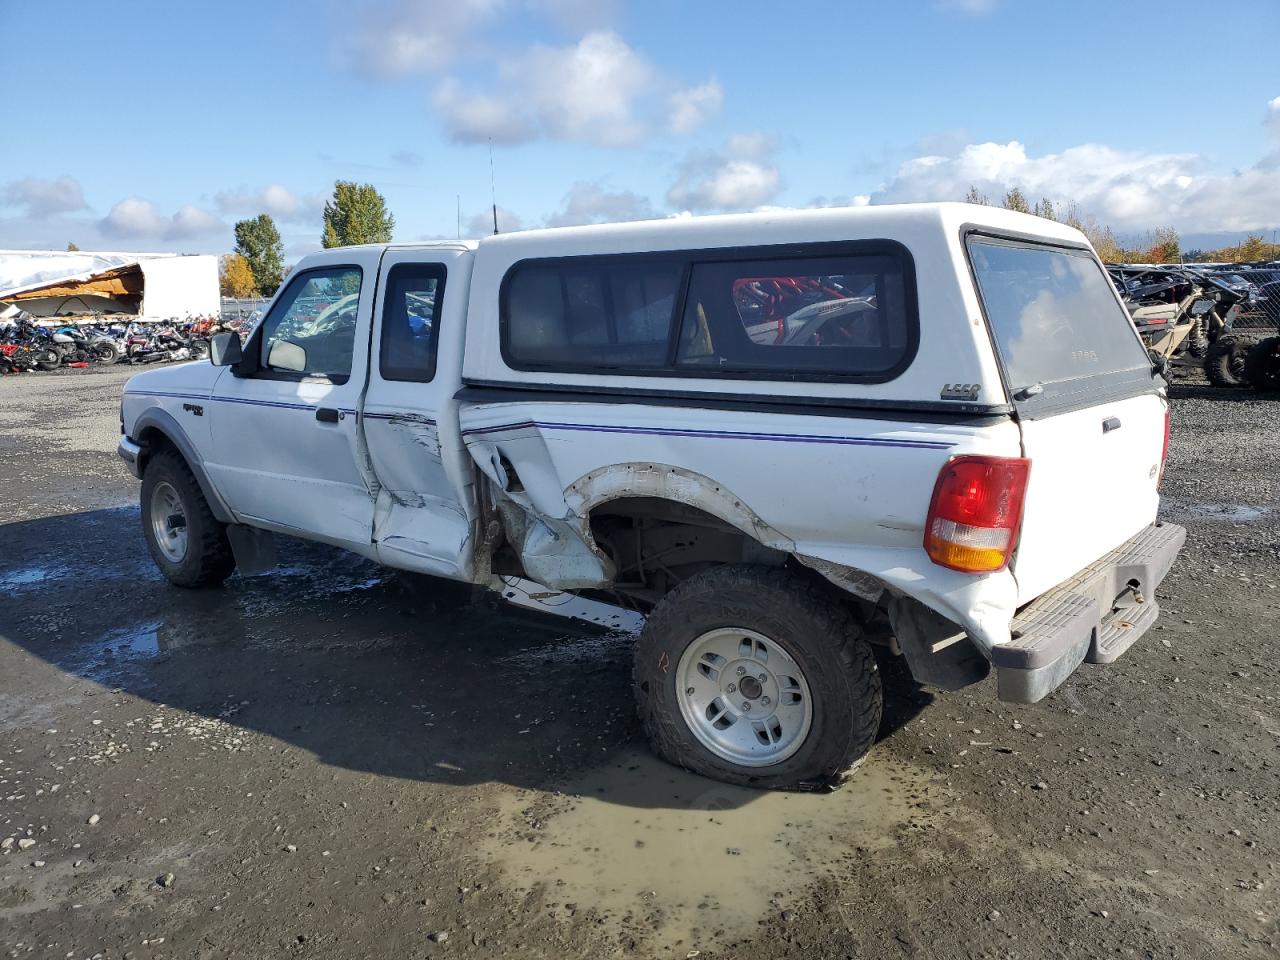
[[1244, 337, 1280, 392], [633, 565, 882, 790], [141, 449, 235, 587], [1204, 336, 1250, 388], [34, 348, 60, 371], [90, 341, 120, 364], [189, 339, 210, 360]]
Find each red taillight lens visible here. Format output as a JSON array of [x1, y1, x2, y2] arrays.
[[1159, 406, 1171, 487], [925, 456, 1031, 573]]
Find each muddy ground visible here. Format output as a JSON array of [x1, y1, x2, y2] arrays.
[[1, 364, 1276, 959]]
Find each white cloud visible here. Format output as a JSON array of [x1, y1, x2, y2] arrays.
[[465, 205, 524, 237], [435, 31, 656, 147], [667, 134, 782, 211], [667, 79, 723, 134], [100, 197, 224, 241], [214, 184, 324, 222], [871, 128, 1280, 233], [1267, 96, 1280, 138], [1, 175, 88, 217], [342, 0, 501, 78], [545, 181, 655, 227], [434, 32, 718, 146]]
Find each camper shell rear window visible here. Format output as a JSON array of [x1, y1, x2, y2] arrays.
[[499, 241, 918, 383]]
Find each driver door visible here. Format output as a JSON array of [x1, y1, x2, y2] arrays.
[[207, 250, 381, 549]]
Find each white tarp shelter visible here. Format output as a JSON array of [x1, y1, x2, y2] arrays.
[[0, 250, 219, 322]]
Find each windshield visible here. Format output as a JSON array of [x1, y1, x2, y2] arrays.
[[968, 237, 1150, 395]]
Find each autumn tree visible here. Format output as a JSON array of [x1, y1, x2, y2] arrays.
[[220, 253, 259, 298], [963, 185, 990, 205], [1143, 227, 1180, 264], [1002, 187, 1031, 214], [234, 214, 284, 296], [322, 181, 395, 248], [66, 241, 80, 251]]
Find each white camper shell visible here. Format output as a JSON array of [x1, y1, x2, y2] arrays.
[[118, 202, 1184, 790]]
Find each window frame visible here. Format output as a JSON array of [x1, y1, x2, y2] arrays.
[[378, 261, 447, 384], [250, 264, 364, 385], [497, 239, 920, 384], [960, 227, 1158, 418]]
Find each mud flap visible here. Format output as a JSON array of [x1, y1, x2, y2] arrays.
[[888, 595, 991, 691], [226, 524, 278, 577]]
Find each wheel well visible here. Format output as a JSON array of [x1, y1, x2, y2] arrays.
[[587, 497, 790, 607], [135, 425, 178, 474]]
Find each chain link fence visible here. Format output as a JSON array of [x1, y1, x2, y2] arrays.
[[1197, 264, 1280, 338], [219, 297, 269, 324]]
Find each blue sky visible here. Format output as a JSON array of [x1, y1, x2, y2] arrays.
[[2, 0, 1278, 259]]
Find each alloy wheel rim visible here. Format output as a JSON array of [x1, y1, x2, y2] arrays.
[[676, 627, 814, 767], [150, 481, 188, 563]]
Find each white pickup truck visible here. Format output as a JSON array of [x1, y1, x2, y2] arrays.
[[118, 203, 1185, 790]]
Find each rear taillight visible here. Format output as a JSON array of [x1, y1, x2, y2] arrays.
[[925, 456, 1031, 573], [1159, 406, 1171, 487]]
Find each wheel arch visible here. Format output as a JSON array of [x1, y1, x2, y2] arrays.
[[132, 409, 234, 523]]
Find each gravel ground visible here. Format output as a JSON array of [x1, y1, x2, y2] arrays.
[[0, 365, 1277, 959]]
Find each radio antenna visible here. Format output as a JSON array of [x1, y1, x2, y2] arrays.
[[489, 139, 499, 234]]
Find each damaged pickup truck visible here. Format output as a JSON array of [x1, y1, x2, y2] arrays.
[[118, 203, 1185, 790]]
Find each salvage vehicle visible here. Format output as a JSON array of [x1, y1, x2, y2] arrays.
[[118, 203, 1185, 790]]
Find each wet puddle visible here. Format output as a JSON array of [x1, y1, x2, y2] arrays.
[[0, 565, 70, 590], [485, 750, 942, 952], [1186, 502, 1270, 522]]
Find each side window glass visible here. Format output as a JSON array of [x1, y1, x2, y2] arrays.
[[677, 255, 910, 376], [504, 260, 681, 368], [259, 267, 362, 381], [380, 263, 446, 383]]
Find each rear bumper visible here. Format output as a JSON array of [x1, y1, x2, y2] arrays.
[[117, 436, 144, 479], [993, 521, 1186, 704]]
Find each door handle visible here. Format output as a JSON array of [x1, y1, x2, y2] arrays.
[[316, 407, 340, 423], [1102, 416, 1122, 433]]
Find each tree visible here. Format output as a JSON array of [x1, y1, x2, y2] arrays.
[[66, 241, 80, 252], [234, 214, 284, 296], [1002, 187, 1031, 214], [322, 181, 395, 248], [963, 185, 989, 205], [220, 253, 259, 298], [1033, 198, 1056, 221], [1143, 226, 1180, 264]]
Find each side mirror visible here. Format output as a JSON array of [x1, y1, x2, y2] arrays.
[[210, 331, 243, 367], [267, 339, 307, 373]]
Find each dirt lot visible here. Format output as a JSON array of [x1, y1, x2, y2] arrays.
[[1, 364, 1277, 960]]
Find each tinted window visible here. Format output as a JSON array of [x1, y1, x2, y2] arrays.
[[968, 239, 1149, 392], [259, 266, 362, 381], [380, 263, 445, 382], [504, 260, 682, 368], [677, 255, 911, 376]]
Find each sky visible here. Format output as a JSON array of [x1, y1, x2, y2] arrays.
[[2, 0, 1278, 261]]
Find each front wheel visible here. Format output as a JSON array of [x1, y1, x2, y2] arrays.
[[90, 341, 120, 364], [633, 566, 882, 790], [189, 339, 210, 360], [141, 450, 235, 587]]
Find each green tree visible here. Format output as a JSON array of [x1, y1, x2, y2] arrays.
[[66, 241, 80, 252], [963, 185, 989, 205], [220, 253, 259, 298], [234, 214, 284, 296], [1033, 198, 1056, 221], [1002, 187, 1031, 214], [322, 181, 395, 248]]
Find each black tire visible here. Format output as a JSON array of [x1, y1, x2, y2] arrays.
[[90, 341, 120, 364], [34, 348, 60, 371], [1204, 336, 1251, 388], [190, 339, 209, 360], [1244, 337, 1280, 392], [633, 565, 882, 791], [140, 449, 236, 587]]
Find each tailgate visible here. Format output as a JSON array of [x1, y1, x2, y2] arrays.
[[965, 234, 1167, 603], [1014, 392, 1164, 602]]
